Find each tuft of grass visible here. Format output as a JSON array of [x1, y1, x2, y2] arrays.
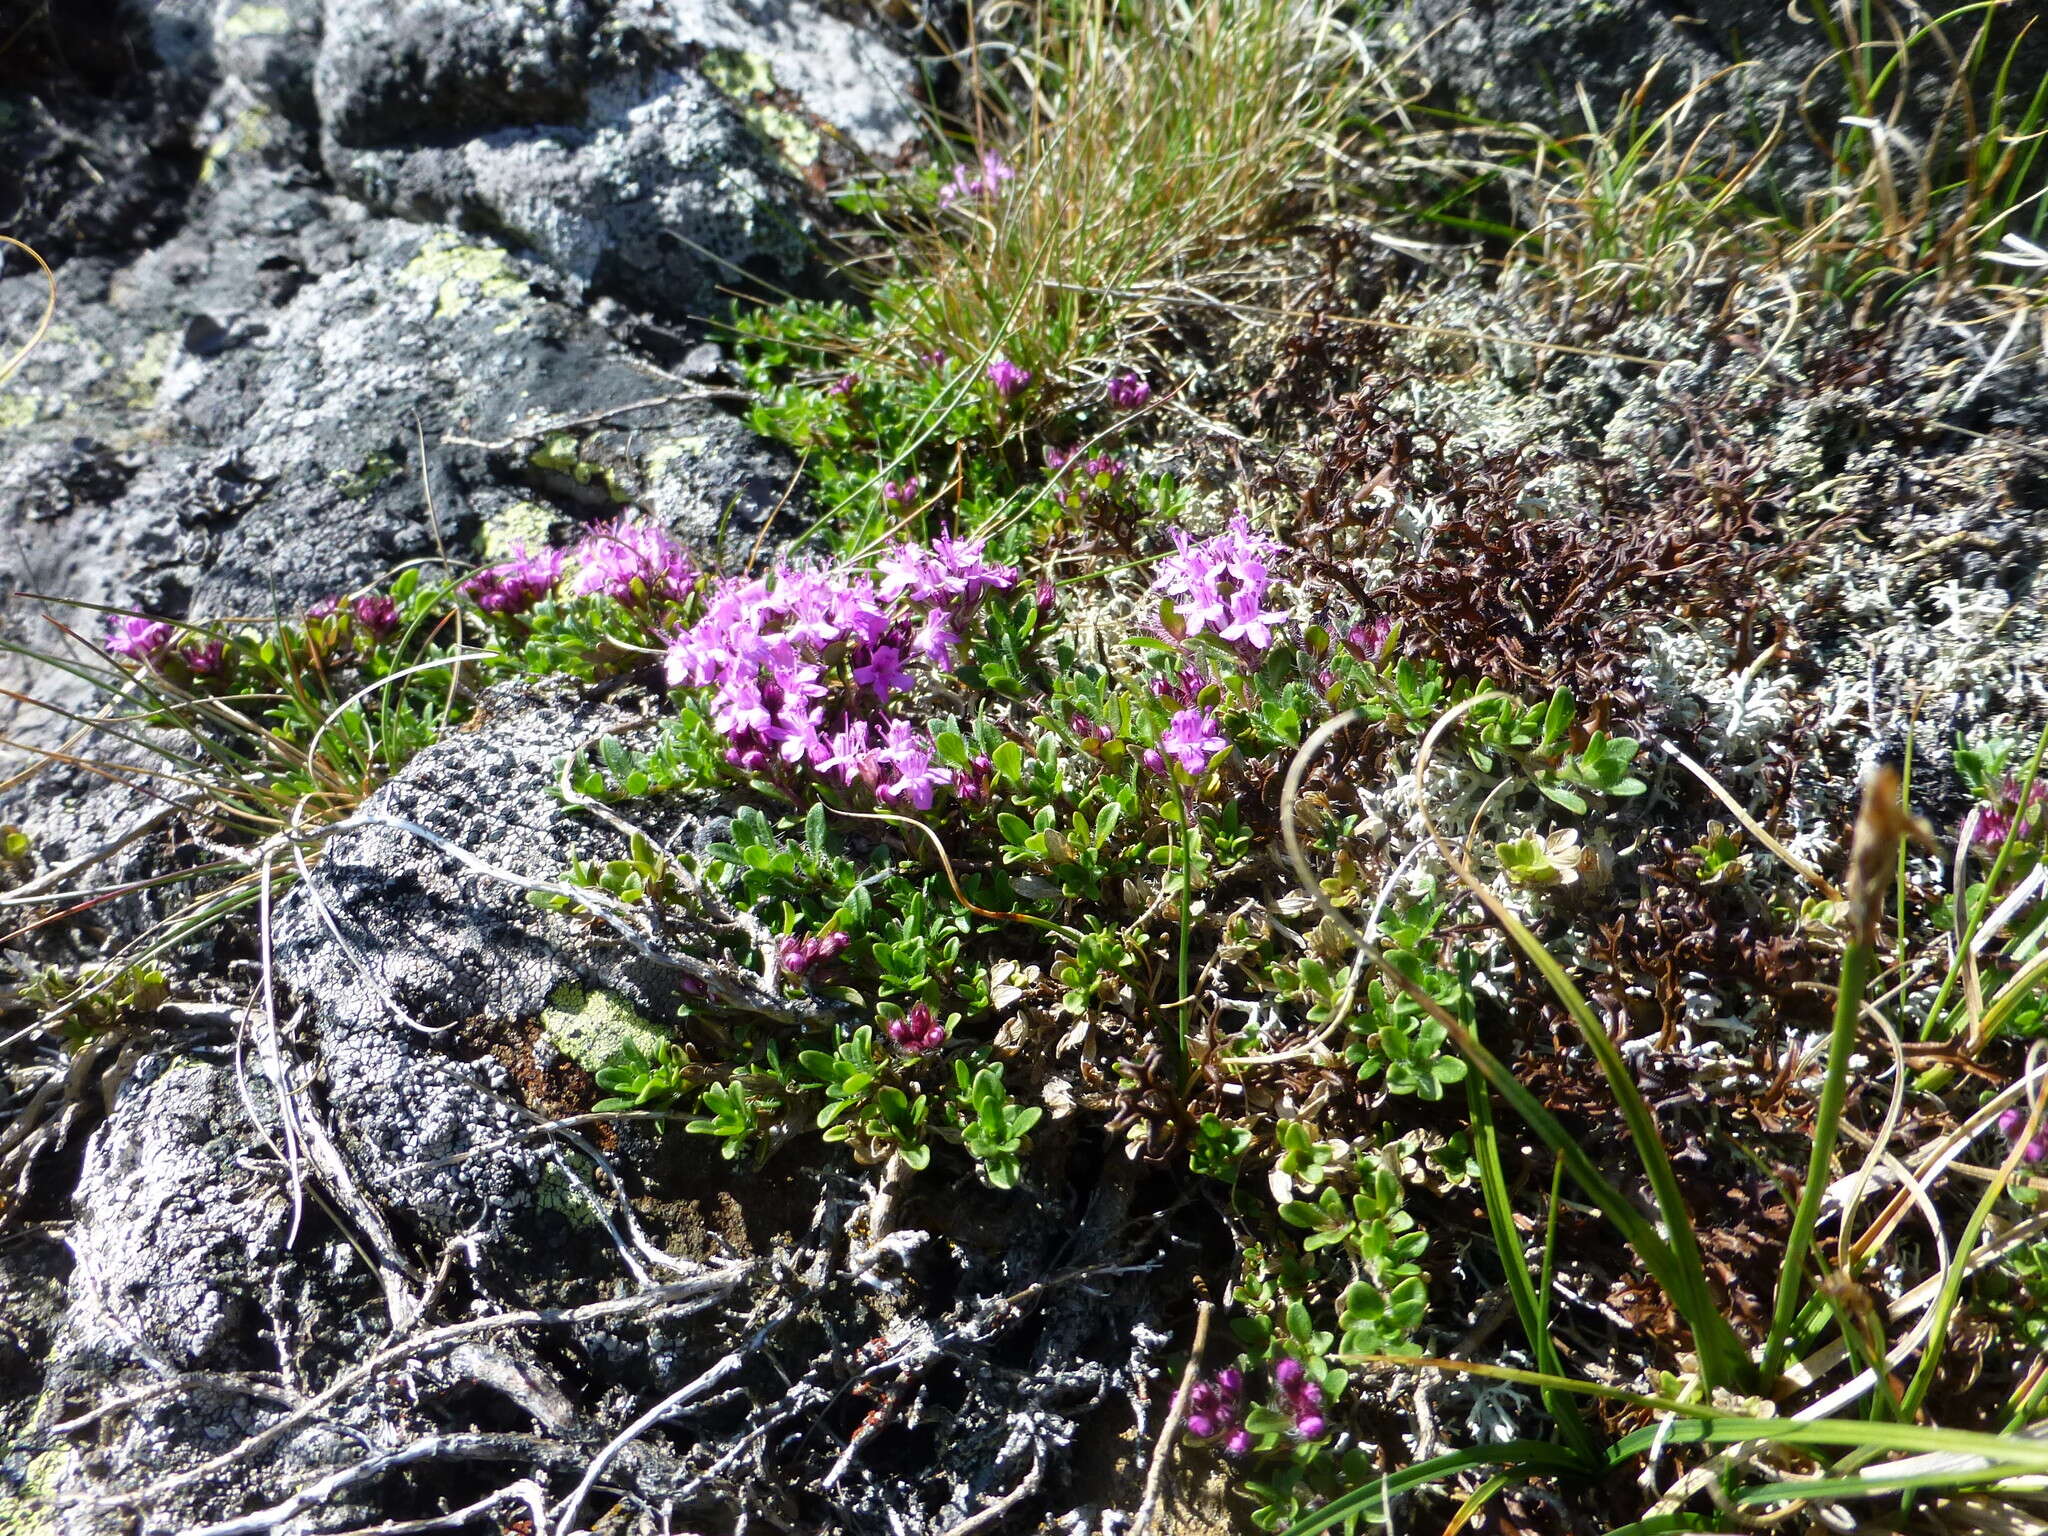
[[867, 0, 1366, 385]]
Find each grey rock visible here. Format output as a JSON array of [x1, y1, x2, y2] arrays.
[[314, 0, 598, 148], [1394, 0, 2048, 190]]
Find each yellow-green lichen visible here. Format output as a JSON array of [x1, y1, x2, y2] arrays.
[[698, 49, 820, 169], [331, 449, 401, 500], [477, 500, 559, 560], [746, 105, 821, 170], [401, 235, 529, 320], [123, 330, 180, 407], [536, 1158, 606, 1227], [0, 1448, 63, 1535], [0, 391, 48, 431], [700, 48, 777, 99], [540, 984, 669, 1075], [198, 105, 276, 183], [530, 432, 633, 502], [219, 3, 293, 38]]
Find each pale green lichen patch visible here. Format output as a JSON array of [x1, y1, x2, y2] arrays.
[[0, 1448, 64, 1535], [400, 235, 529, 320], [700, 48, 778, 99], [332, 449, 401, 500], [219, 2, 293, 38], [530, 432, 633, 503], [698, 48, 821, 169], [746, 105, 822, 170], [478, 501, 560, 560], [540, 984, 669, 1075], [0, 391, 49, 431], [536, 1158, 605, 1226], [123, 330, 180, 408]]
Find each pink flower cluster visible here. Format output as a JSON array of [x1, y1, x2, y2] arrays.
[[1185, 1368, 1250, 1456], [1152, 515, 1290, 652], [886, 1001, 947, 1054], [101, 616, 234, 679], [1975, 777, 2045, 850], [1106, 372, 1151, 410], [1159, 706, 1227, 776], [464, 544, 566, 616], [986, 357, 1031, 399], [664, 534, 1017, 808], [936, 151, 1017, 210], [570, 517, 694, 604], [778, 929, 850, 978], [1272, 1356, 1328, 1440]]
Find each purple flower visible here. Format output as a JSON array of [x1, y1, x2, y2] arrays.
[[1186, 1414, 1216, 1440], [1294, 1414, 1327, 1441], [353, 595, 401, 638], [878, 739, 950, 811], [464, 544, 564, 616], [819, 720, 883, 788], [571, 518, 694, 604], [1035, 576, 1056, 615], [937, 150, 1017, 210], [1160, 708, 1227, 776], [1152, 515, 1288, 648], [183, 640, 228, 677], [306, 596, 340, 621], [986, 357, 1031, 399], [826, 373, 858, 398], [853, 644, 913, 699], [887, 1002, 947, 1054], [105, 615, 175, 663], [1219, 586, 1288, 651], [1224, 1429, 1251, 1457], [1273, 1357, 1304, 1393], [881, 478, 920, 510], [1106, 372, 1152, 410]]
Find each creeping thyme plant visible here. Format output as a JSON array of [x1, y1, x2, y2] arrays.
[[61, 100, 2048, 1536]]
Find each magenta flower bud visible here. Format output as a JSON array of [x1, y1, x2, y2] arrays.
[[987, 357, 1031, 399], [1142, 749, 1166, 775], [1190, 1384, 1217, 1413], [882, 478, 919, 509], [2001, 1108, 2027, 1139], [1273, 1358, 1304, 1392], [816, 930, 850, 960], [1215, 1368, 1243, 1397], [183, 641, 228, 676], [353, 594, 400, 637], [1224, 1429, 1251, 1457], [2029, 1138, 2048, 1164], [1106, 372, 1151, 411], [1096, 721, 1115, 741], [1294, 1414, 1326, 1441], [777, 935, 817, 976], [1296, 1382, 1324, 1410], [307, 596, 340, 621], [1186, 1413, 1216, 1440], [826, 373, 858, 397], [1035, 576, 1056, 614]]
